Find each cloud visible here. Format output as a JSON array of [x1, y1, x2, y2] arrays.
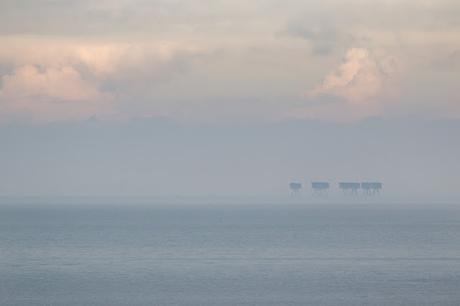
[[0, 0, 459, 123], [435, 49, 460, 71], [311, 49, 385, 103], [0, 38, 206, 122], [2, 65, 105, 101], [286, 23, 342, 55], [294, 48, 399, 121], [0, 65, 114, 122]]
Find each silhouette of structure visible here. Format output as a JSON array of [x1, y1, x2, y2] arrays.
[[361, 182, 383, 195], [287, 180, 383, 196], [311, 182, 330, 195], [339, 182, 360, 195], [289, 182, 302, 196]]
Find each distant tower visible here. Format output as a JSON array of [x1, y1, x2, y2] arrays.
[[361, 182, 383, 195], [339, 182, 361, 195], [311, 182, 330, 195], [289, 182, 302, 196]]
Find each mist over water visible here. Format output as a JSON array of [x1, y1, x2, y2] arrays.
[[1, 119, 459, 305], [1, 118, 459, 199], [1, 1, 460, 305]]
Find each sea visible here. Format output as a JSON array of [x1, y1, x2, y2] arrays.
[[1, 201, 460, 305]]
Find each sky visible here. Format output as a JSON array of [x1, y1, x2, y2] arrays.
[[0, 0, 459, 123], [0, 1, 459, 198], [1, 118, 460, 198]]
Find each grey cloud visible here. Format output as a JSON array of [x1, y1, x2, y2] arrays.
[[434, 50, 460, 71], [101, 49, 203, 95], [0, 0, 178, 36], [2, 0, 460, 37], [286, 23, 342, 55], [0, 0, 272, 37]]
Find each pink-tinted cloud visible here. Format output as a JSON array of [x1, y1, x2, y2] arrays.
[[300, 48, 398, 121], [310, 48, 392, 104], [0, 65, 114, 122], [0, 39, 206, 122]]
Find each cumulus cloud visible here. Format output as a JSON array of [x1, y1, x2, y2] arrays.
[[0, 0, 459, 123], [0, 38, 206, 122], [2, 66, 105, 101], [310, 48, 392, 103], [0, 65, 114, 122], [300, 48, 398, 121]]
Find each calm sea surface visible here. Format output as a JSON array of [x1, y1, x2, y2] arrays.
[[1, 203, 460, 305]]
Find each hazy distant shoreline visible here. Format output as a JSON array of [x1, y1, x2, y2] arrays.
[[1, 195, 459, 206]]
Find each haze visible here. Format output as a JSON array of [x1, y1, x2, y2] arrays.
[[1, 0, 459, 199]]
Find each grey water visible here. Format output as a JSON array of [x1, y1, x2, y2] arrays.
[[1, 202, 460, 305]]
